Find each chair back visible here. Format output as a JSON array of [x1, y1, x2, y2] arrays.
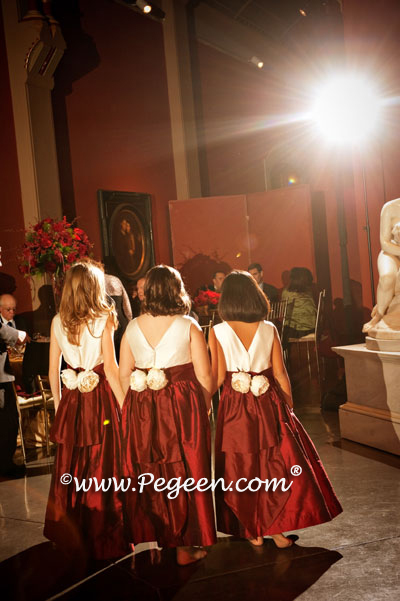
[[268, 299, 289, 336], [315, 289, 326, 342], [201, 319, 213, 344]]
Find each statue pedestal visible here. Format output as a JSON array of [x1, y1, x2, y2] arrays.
[[332, 344, 400, 455]]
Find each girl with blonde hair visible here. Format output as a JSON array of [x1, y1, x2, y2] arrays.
[[44, 261, 128, 560]]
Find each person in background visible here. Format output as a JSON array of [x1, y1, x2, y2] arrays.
[[0, 250, 27, 478], [210, 271, 226, 293], [281, 267, 317, 349], [0, 294, 30, 337], [248, 263, 279, 303], [104, 273, 132, 361]]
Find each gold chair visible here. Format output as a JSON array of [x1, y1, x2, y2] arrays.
[[287, 289, 326, 388], [36, 375, 55, 456], [13, 385, 45, 465], [268, 299, 289, 337], [201, 318, 214, 345]]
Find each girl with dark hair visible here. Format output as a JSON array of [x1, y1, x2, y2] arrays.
[[281, 267, 317, 347], [209, 270, 342, 548], [119, 265, 216, 565], [44, 261, 128, 560]]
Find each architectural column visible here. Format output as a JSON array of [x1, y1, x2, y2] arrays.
[[162, 0, 203, 199], [1, 0, 65, 227]]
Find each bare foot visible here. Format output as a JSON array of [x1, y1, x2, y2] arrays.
[[248, 537, 264, 546], [362, 308, 382, 333], [271, 534, 293, 548], [176, 546, 207, 566]]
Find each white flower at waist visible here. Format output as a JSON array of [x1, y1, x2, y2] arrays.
[[61, 368, 100, 393], [130, 367, 168, 392], [130, 369, 148, 392], [147, 367, 168, 390], [250, 374, 270, 396], [231, 371, 252, 394], [231, 372, 270, 397]]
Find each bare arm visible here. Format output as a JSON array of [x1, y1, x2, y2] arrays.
[[271, 327, 293, 408], [209, 327, 227, 395], [119, 332, 135, 396], [190, 323, 213, 411], [380, 202, 400, 256], [48, 320, 62, 412], [102, 317, 125, 408]]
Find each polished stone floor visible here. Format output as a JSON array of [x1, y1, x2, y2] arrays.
[[1, 363, 399, 601]]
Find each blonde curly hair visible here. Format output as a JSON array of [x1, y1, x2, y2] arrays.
[[59, 261, 117, 345]]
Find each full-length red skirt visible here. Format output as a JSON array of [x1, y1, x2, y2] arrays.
[[121, 363, 216, 548], [44, 364, 128, 560], [215, 368, 343, 539]]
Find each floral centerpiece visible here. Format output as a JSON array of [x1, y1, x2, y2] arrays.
[[19, 217, 93, 304], [193, 289, 221, 315]]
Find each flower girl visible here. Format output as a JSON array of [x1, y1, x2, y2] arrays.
[[44, 261, 128, 560], [209, 271, 342, 548], [119, 265, 216, 565]]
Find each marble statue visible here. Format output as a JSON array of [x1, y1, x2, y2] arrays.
[[363, 198, 400, 340]]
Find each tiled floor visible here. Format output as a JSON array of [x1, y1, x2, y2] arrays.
[[1, 367, 399, 601]]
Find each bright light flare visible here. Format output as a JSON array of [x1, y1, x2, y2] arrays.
[[312, 75, 381, 144]]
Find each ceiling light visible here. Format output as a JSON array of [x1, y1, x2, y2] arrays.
[[299, 9, 307, 16], [136, 0, 151, 13], [250, 56, 264, 69]]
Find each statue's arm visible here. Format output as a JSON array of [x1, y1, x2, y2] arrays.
[[380, 203, 400, 256]]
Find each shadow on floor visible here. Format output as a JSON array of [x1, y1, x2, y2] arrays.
[[0, 537, 342, 601]]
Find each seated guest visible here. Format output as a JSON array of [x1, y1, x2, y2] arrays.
[[248, 263, 279, 302], [209, 271, 226, 292], [0, 294, 30, 335], [281, 267, 317, 348], [0, 249, 27, 478]]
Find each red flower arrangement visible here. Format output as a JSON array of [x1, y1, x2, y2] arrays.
[[19, 217, 93, 278], [194, 289, 221, 308]]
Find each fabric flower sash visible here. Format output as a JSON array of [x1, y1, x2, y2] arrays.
[[231, 371, 270, 396], [130, 367, 168, 392], [61, 368, 100, 393]]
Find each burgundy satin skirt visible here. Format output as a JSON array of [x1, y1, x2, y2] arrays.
[[121, 362, 216, 548], [215, 368, 343, 539], [44, 364, 129, 560]]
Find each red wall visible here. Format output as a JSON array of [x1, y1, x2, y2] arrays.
[[53, 0, 176, 266], [0, 8, 31, 311], [343, 0, 400, 308], [169, 186, 316, 296]]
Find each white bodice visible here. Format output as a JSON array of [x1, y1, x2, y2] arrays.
[[213, 320, 275, 372], [125, 314, 198, 369], [52, 313, 108, 370]]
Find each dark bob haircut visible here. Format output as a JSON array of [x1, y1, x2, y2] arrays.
[[288, 267, 313, 293], [142, 265, 191, 316], [218, 270, 270, 323]]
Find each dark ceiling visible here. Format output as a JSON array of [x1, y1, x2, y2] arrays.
[[201, 0, 343, 42]]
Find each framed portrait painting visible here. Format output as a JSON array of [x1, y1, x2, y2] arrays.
[[98, 190, 155, 281]]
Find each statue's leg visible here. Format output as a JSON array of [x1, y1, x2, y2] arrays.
[[363, 252, 399, 332], [376, 252, 399, 316]]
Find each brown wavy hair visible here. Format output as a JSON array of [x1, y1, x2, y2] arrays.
[[218, 270, 270, 323], [142, 265, 191, 316], [59, 261, 117, 345]]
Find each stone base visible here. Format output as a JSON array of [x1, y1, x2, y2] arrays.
[[365, 336, 400, 352], [333, 344, 400, 455]]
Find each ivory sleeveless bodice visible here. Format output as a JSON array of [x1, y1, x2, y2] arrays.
[[124, 314, 199, 368], [213, 320, 275, 372]]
